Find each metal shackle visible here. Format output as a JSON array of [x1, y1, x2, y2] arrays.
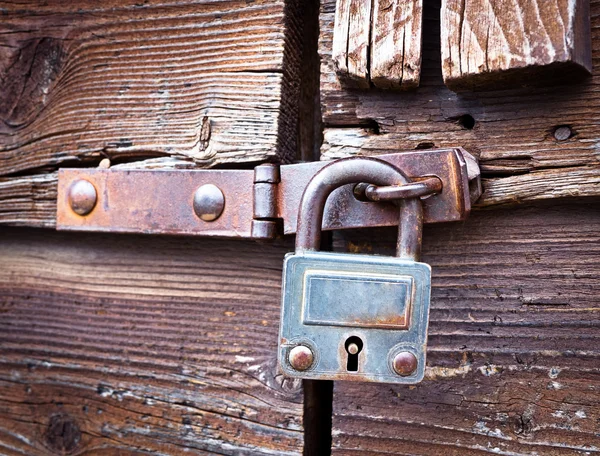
[[295, 157, 424, 260]]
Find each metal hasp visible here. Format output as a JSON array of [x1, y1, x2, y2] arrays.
[[56, 148, 481, 238], [279, 157, 432, 384]]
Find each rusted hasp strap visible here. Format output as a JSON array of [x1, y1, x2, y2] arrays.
[[57, 148, 481, 239]]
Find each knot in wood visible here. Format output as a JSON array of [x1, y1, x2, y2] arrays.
[[45, 414, 81, 454]]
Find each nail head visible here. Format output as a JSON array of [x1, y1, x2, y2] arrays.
[[554, 126, 572, 141]]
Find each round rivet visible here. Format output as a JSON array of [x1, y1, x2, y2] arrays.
[[193, 184, 225, 222], [288, 345, 314, 371], [67, 180, 97, 216], [393, 351, 418, 376]]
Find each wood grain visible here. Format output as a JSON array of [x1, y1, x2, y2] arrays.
[[332, 201, 600, 455], [441, 0, 592, 90], [0, 228, 303, 455], [319, 0, 600, 207], [332, 0, 423, 89], [332, 0, 372, 89], [0, 0, 303, 176], [371, 0, 423, 89]]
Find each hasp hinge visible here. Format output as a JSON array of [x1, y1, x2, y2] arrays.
[[57, 148, 482, 239]]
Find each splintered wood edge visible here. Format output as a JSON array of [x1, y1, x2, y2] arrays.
[[332, 0, 372, 89]]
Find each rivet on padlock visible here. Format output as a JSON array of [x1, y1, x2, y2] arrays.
[[278, 157, 432, 384]]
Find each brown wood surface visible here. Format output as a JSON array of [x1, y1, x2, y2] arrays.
[[320, 0, 600, 208], [332, 0, 372, 89], [0, 0, 302, 176], [441, 0, 592, 91], [332, 201, 600, 455], [332, 0, 422, 90], [371, 0, 423, 90], [0, 228, 304, 455]]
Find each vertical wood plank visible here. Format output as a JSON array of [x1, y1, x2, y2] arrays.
[[332, 0, 373, 88], [371, 0, 423, 89], [441, 0, 592, 90]]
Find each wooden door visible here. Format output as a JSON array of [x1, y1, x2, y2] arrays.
[[1, 0, 599, 455]]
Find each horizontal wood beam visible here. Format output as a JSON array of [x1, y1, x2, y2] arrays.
[[1, 156, 599, 228], [0, 227, 304, 454], [0, 0, 303, 177]]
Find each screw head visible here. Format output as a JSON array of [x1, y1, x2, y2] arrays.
[[393, 351, 418, 376], [288, 345, 314, 371], [67, 180, 97, 216], [193, 184, 225, 222]]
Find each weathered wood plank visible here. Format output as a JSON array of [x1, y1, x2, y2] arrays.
[[0, 0, 303, 176], [441, 0, 592, 91], [332, 201, 600, 455], [371, 0, 423, 89], [332, 0, 423, 89], [319, 0, 600, 204], [332, 0, 372, 89], [0, 228, 303, 455]]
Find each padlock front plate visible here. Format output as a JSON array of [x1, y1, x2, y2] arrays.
[[303, 270, 413, 329], [279, 251, 431, 384]]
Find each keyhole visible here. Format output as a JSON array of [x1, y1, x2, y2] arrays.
[[345, 336, 363, 372]]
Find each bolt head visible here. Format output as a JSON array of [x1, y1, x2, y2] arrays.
[[68, 180, 97, 216], [393, 351, 418, 376], [288, 345, 314, 371], [193, 184, 225, 222]]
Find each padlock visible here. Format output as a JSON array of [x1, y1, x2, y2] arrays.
[[278, 157, 432, 384]]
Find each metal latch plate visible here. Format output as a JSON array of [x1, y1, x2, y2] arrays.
[[56, 148, 481, 238]]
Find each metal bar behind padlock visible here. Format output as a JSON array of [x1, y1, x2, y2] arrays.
[[278, 157, 432, 384]]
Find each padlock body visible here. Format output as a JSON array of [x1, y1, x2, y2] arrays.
[[279, 251, 431, 384]]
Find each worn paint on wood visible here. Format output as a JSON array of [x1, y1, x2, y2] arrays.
[[319, 0, 600, 208], [332, 0, 423, 89], [0, 0, 303, 176], [0, 228, 303, 455], [441, 0, 592, 90], [332, 201, 600, 454]]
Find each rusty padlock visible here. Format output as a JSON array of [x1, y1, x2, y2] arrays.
[[278, 157, 432, 384]]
